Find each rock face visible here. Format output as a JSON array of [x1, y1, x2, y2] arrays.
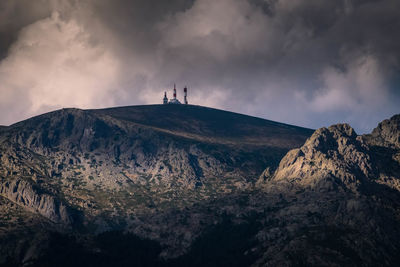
[[0, 179, 71, 225], [369, 114, 400, 148], [268, 116, 400, 194], [271, 123, 374, 191]]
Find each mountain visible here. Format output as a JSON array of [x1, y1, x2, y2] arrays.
[[1, 105, 400, 266], [0, 104, 313, 266]]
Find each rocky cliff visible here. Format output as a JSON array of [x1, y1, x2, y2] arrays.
[[254, 115, 400, 266], [264, 115, 400, 193], [0, 179, 71, 225], [368, 114, 400, 148], [269, 123, 374, 191]]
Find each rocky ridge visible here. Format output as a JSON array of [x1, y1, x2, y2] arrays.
[[368, 114, 400, 148], [267, 124, 374, 191], [253, 115, 400, 266], [262, 115, 400, 193]]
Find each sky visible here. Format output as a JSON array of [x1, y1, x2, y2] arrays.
[[0, 0, 399, 133]]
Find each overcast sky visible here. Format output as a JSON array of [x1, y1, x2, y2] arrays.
[[0, 0, 399, 133]]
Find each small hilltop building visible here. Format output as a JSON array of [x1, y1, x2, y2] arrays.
[[163, 92, 168, 104], [163, 84, 189, 105]]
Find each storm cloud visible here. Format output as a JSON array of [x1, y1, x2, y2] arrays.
[[0, 0, 399, 132]]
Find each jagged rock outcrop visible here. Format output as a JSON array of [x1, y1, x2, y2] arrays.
[[263, 115, 400, 194], [270, 123, 374, 191], [253, 116, 400, 266], [369, 114, 400, 148], [0, 179, 72, 225]]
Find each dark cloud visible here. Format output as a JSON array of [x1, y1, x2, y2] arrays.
[[0, 0, 399, 133], [0, 0, 53, 59]]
